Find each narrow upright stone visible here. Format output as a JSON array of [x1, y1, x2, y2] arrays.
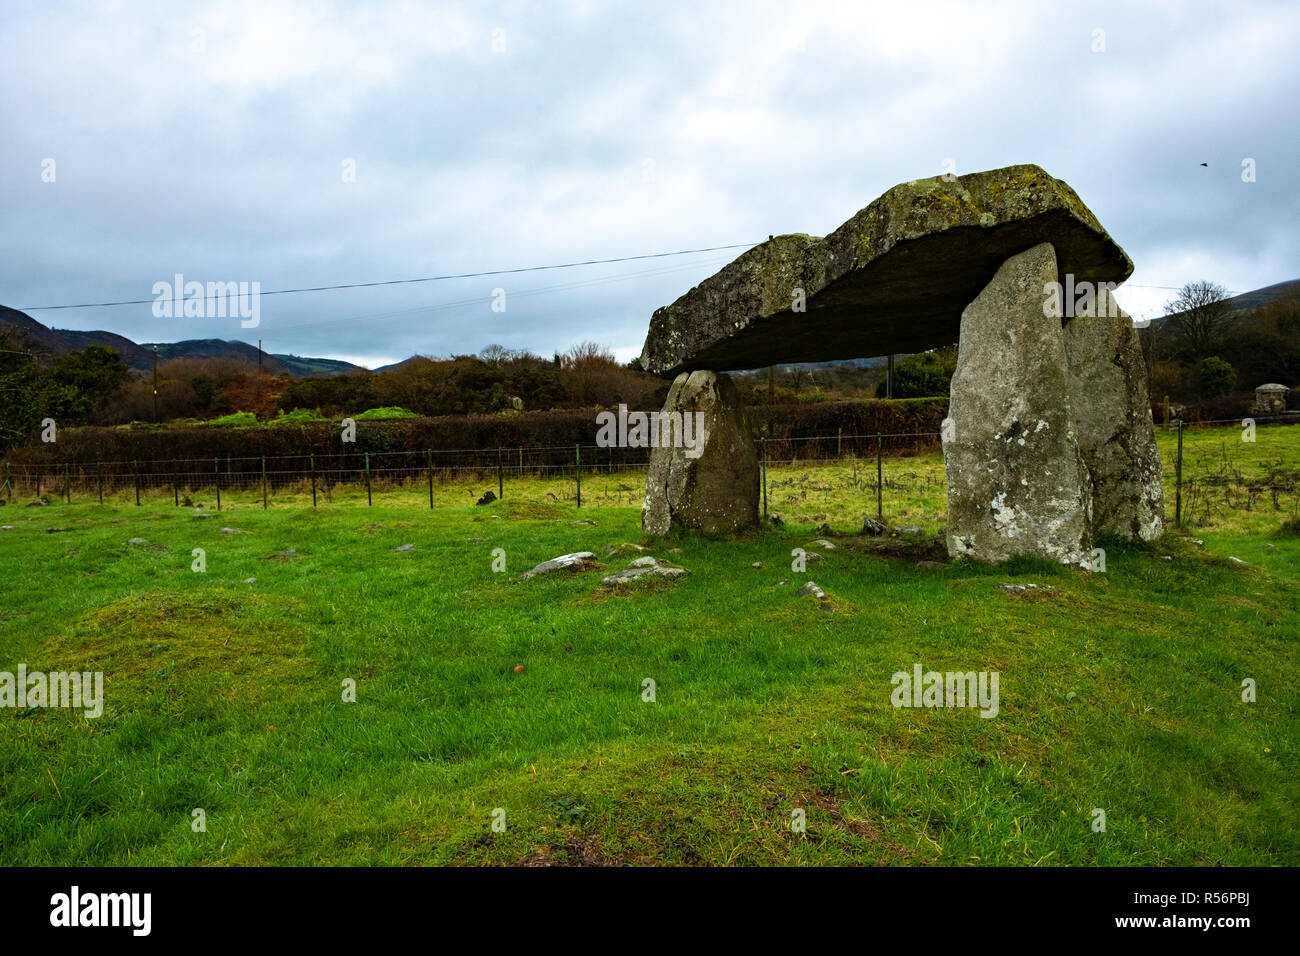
[[944, 242, 1092, 564], [1064, 286, 1165, 540], [642, 371, 759, 535]]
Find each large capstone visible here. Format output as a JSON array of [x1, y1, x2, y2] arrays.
[[1064, 286, 1166, 540], [642, 371, 759, 535], [944, 242, 1092, 564], [640, 165, 1132, 376]]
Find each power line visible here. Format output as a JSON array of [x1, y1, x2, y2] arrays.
[[16, 242, 762, 312]]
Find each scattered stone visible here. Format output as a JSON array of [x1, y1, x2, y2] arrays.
[[804, 551, 823, 562], [44, 527, 69, 534], [220, 527, 247, 535], [1263, 543, 1275, 549], [1161, 555, 1173, 561], [571, 519, 597, 526], [244, 577, 256, 584], [751, 561, 763, 569], [861, 516, 887, 536], [796, 581, 833, 612], [915, 560, 946, 571], [776, 580, 787, 586], [126, 537, 149, 546], [894, 526, 922, 536], [27, 497, 50, 507], [811, 538, 836, 550], [512, 665, 525, 674], [394, 543, 414, 552], [605, 542, 649, 557], [600, 556, 690, 586], [0, 526, 12, 531], [522, 552, 598, 580], [642, 370, 759, 535], [364, 523, 384, 530], [475, 490, 497, 506], [192, 513, 211, 520], [769, 515, 784, 527], [1228, 556, 1249, 566], [1193, 539, 1204, 546], [667, 547, 682, 553], [946, 243, 1092, 566], [996, 582, 1058, 595]]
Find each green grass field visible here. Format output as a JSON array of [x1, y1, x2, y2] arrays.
[[1, 424, 1297, 865]]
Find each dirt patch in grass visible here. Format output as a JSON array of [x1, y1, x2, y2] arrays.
[[521, 834, 610, 867]]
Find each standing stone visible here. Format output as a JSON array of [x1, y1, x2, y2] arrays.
[[945, 242, 1092, 564], [1064, 287, 1165, 540], [642, 371, 759, 535]]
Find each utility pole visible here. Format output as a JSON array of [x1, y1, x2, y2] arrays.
[[152, 345, 159, 422]]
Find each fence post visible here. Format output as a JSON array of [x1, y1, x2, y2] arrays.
[[761, 437, 768, 520], [64, 462, 71, 503], [134, 461, 140, 506], [364, 453, 372, 506], [36, 470, 41, 500], [876, 433, 883, 520], [575, 444, 581, 508], [214, 457, 221, 511], [262, 456, 268, 509], [427, 450, 433, 509], [1175, 420, 1184, 526], [837, 427, 842, 462], [310, 454, 317, 508], [173, 470, 178, 507], [497, 446, 503, 501], [97, 461, 103, 505]]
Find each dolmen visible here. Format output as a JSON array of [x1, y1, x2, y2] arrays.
[[636, 164, 1165, 563]]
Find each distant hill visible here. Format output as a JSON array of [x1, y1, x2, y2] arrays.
[[0, 305, 363, 377], [1150, 278, 1300, 326]]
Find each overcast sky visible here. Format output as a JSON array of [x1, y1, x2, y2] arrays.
[[2, 0, 1297, 369]]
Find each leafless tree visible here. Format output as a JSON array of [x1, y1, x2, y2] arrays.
[[1162, 280, 1236, 358]]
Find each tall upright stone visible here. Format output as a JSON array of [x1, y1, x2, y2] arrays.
[[642, 371, 759, 536], [945, 242, 1092, 564], [1064, 287, 1165, 540]]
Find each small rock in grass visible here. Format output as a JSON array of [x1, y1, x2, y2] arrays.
[[797, 581, 825, 599], [126, 537, 149, 546], [1228, 556, 1249, 566], [27, 497, 50, 507], [475, 490, 497, 506], [394, 543, 414, 552], [1162, 555, 1173, 562], [512, 664, 525, 674], [812, 539, 836, 550], [0, 526, 13, 531], [861, 516, 887, 536], [997, 582, 1057, 595], [600, 556, 689, 586], [915, 560, 945, 570], [522, 552, 597, 580], [220, 527, 246, 535], [751, 561, 763, 569], [804, 551, 823, 562], [244, 577, 257, 584], [812, 523, 836, 537], [769, 515, 784, 527]]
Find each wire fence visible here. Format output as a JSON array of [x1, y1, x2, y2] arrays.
[[2, 418, 1297, 530]]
